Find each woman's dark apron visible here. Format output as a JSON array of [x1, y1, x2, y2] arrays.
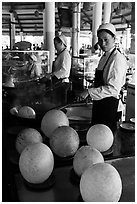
[[92, 48, 119, 134]]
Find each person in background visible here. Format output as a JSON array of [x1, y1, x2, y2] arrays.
[[27, 54, 42, 78], [46, 34, 72, 104], [36, 44, 41, 50], [27, 55, 37, 78], [33, 44, 36, 50], [94, 42, 102, 57], [5, 45, 9, 50], [78, 23, 127, 134], [40, 42, 44, 50]]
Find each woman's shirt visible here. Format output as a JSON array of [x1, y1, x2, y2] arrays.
[[53, 48, 71, 82], [88, 47, 128, 100]]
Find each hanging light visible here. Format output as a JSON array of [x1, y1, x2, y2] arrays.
[[115, 8, 122, 15], [34, 24, 37, 30], [83, 2, 95, 11], [34, 10, 39, 17]]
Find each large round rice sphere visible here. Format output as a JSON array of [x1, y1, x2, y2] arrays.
[[73, 146, 104, 176], [41, 109, 69, 138], [49, 126, 80, 157], [86, 124, 114, 152], [18, 106, 36, 119], [80, 162, 122, 202], [16, 128, 43, 154], [19, 143, 54, 184]]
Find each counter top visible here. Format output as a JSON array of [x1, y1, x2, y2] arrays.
[[14, 156, 135, 202], [128, 82, 135, 88]]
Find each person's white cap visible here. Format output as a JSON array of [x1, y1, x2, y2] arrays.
[[58, 34, 67, 47], [97, 23, 116, 36]]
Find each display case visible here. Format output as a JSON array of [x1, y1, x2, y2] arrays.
[[2, 50, 50, 86], [72, 55, 100, 89], [125, 82, 135, 121]]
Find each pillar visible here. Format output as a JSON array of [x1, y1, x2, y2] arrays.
[[43, 2, 55, 72], [130, 2, 135, 54], [10, 13, 15, 50], [126, 27, 131, 51], [103, 2, 111, 23], [92, 2, 102, 52], [20, 32, 23, 41], [72, 2, 81, 57]]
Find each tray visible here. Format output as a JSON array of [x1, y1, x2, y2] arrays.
[[54, 154, 74, 167], [102, 147, 113, 157], [7, 126, 28, 136], [120, 122, 135, 132], [69, 168, 80, 185], [23, 173, 55, 191]]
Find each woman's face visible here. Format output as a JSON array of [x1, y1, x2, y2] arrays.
[[98, 31, 115, 52], [54, 39, 62, 52]]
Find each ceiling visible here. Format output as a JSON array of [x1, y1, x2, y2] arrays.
[[2, 2, 134, 36]]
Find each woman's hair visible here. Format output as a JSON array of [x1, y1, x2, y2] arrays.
[[94, 43, 99, 50], [54, 36, 62, 44], [97, 29, 115, 38]]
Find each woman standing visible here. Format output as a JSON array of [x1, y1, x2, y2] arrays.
[[79, 23, 127, 134], [46, 34, 71, 104]]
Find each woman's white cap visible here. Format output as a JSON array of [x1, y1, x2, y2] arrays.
[[58, 34, 67, 47], [97, 23, 116, 36]]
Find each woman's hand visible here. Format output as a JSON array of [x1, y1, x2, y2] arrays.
[[78, 89, 89, 101], [45, 73, 52, 80]]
